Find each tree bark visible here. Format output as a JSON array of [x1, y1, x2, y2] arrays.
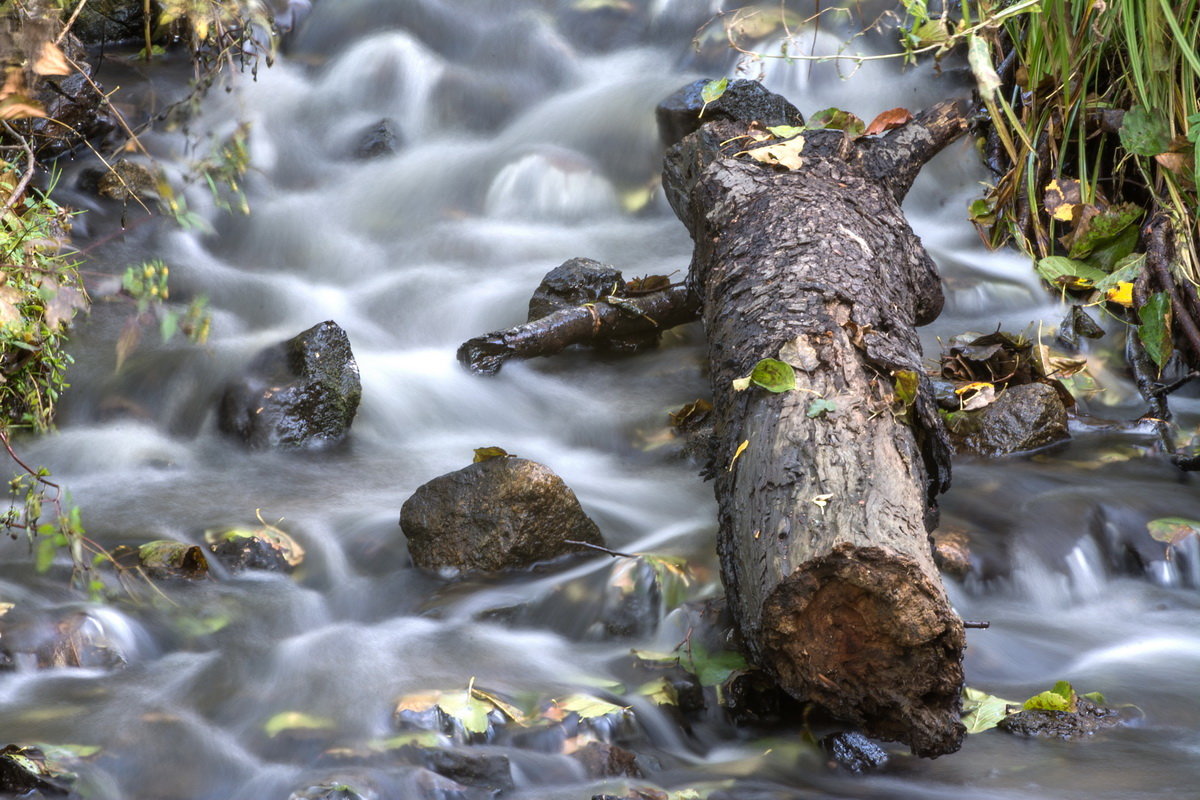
[[662, 94, 971, 757]]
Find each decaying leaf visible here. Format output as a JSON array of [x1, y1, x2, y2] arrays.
[[549, 693, 629, 722], [0, 285, 22, 327], [1063, 203, 1142, 261], [1042, 178, 1082, 223], [727, 439, 749, 471], [625, 274, 672, 295], [33, 41, 72, 76], [864, 107, 913, 136], [745, 136, 806, 170], [892, 370, 919, 412], [955, 381, 996, 411], [1147, 517, 1200, 558], [967, 34, 1001, 100], [1035, 256, 1107, 290], [808, 107, 865, 138], [1120, 106, 1172, 157], [473, 446, 512, 463], [669, 398, 712, 430]]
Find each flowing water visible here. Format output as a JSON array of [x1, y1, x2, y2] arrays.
[[3, 1, 1200, 798]]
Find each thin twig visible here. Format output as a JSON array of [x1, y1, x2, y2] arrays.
[[0, 123, 36, 217], [563, 539, 637, 559], [55, 0, 90, 45]]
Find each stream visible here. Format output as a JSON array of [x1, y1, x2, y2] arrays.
[[3, 1, 1200, 798]]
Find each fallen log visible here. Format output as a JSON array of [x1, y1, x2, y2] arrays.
[[660, 83, 971, 757]]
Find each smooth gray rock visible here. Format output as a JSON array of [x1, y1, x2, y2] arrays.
[[952, 382, 1070, 456]]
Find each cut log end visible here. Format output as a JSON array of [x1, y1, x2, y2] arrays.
[[759, 543, 965, 758]]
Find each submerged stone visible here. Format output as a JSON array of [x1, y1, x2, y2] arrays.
[[822, 731, 889, 774], [219, 321, 362, 450], [352, 118, 401, 159], [400, 457, 604, 573], [998, 696, 1122, 739]]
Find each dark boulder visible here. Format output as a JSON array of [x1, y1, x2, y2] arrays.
[[352, 119, 401, 159], [400, 457, 604, 572], [72, 0, 145, 45], [571, 741, 642, 779], [527, 257, 624, 322], [949, 383, 1070, 456], [219, 321, 361, 450], [655, 78, 804, 149]]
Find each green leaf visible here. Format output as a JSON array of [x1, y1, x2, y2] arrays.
[[1147, 517, 1200, 548], [1138, 292, 1173, 369], [1023, 680, 1076, 712], [808, 108, 865, 138], [961, 687, 1015, 733], [683, 640, 747, 687], [747, 358, 795, 392], [766, 124, 805, 139], [1093, 253, 1146, 292], [1120, 106, 1172, 156], [436, 690, 493, 734], [35, 536, 57, 573], [806, 398, 836, 418], [1082, 691, 1107, 704], [1035, 256, 1108, 290], [159, 310, 179, 343], [264, 711, 336, 738], [698, 78, 728, 117]]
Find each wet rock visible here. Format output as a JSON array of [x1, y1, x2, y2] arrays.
[[25, 68, 118, 158], [528, 258, 624, 322], [405, 747, 513, 793], [73, 0, 145, 45], [655, 79, 804, 149], [218, 321, 362, 450], [290, 784, 373, 800], [0, 608, 126, 670], [0, 745, 74, 796], [400, 457, 603, 572], [204, 523, 305, 574], [112, 540, 210, 580], [997, 696, 1122, 739], [432, 70, 523, 134], [571, 741, 642, 779], [931, 527, 973, 579], [97, 159, 160, 201], [949, 383, 1070, 456], [822, 731, 889, 774], [352, 119, 401, 159]]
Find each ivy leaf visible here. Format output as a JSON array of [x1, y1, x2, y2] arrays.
[[1138, 292, 1173, 370]]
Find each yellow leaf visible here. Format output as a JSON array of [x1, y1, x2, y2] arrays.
[[1105, 281, 1135, 307], [954, 381, 994, 395], [0, 96, 47, 119], [727, 439, 749, 471], [812, 493, 833, 508], [745, 137, 805, 170], [33, 41, 71, 76]]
